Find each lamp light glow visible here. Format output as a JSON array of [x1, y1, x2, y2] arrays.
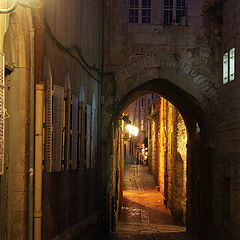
[[126, 124, 139, 137]]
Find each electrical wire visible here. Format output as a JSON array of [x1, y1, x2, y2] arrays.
[[44, 20, 101, 83]]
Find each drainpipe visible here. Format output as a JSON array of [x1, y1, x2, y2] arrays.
[[28, 9, 35, 240], [34, 84, 44, 240]]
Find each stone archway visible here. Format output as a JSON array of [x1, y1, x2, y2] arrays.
[[101, 64, 217, 238]]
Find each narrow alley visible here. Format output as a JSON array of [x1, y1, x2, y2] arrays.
[[1, 1, 240, 240], [109, 165, 198, 240]]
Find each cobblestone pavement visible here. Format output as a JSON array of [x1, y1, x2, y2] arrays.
[[109, 165, 200, 240]]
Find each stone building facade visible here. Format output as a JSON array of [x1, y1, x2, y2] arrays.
[[102, 0, 240, 239], [0, 0, 103, 239]]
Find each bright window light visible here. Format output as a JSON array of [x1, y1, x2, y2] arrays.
[[223, 48, 235, 85], [223, 52, 229, 84], [229, 48, 235, 81]]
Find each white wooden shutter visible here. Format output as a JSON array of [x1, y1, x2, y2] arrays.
[[86, 104, 92, 169], [52, 85, 64, 172], [78, 102, 82, 169], [91, 109, 97, 168], [44, 75, 53, 172], [71, 95, 78, 170], [0, 53, 5, 175], [64, 89, 71, 169], [79, 102, 86, 169]]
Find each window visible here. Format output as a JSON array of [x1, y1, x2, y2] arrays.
[[223, 48, 235, 84], [163, 0, 187, 25], [52, 85, 65, 172], [141, 120, 144, 130], [129, 0, 151, 24]]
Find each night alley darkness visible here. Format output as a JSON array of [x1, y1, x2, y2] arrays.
[[0, 0, 239, 240]]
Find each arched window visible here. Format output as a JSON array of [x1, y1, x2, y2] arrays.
[[78, 86, 86, 169], [63, 73, 71, 170], [91, 94, 97, 168]]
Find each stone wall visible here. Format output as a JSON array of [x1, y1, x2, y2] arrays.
[[103, 0, 222, 237], [214, 0, 240, 239], [148, 97, 187, 226]]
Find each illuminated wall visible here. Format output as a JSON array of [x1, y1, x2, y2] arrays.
[[148, 97, 187, 225]]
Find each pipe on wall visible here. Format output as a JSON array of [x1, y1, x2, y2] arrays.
[[34, 83, 44, 240], [27, 7, 35, 240]]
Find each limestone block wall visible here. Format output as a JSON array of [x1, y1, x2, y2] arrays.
[[214, 0, 240, 239], [148, 97, 187, 225]]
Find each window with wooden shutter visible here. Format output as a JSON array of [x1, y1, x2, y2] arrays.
[[79, 102, 86, 169], [91, 97, 97, 168], [71, 95, 78, 170], [86, 104, 92, 169], [0, 53, 5, 175], [64, 88, 71, 169], [44, 75, 53, 172], [52, 85, 64, 172]]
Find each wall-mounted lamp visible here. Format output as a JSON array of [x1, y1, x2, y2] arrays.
[[121, 114, 131, 124], [0, 0, 18, 14]]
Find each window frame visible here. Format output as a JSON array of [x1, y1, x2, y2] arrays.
[[223, 48, 235, 85], [163, 0, 187, 25], [129, 0, 152, 24]]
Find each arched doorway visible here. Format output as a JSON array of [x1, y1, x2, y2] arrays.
[[101, 78, 215, 239]]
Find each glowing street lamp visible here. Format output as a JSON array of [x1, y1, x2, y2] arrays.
[[126, 124, 139, 137]]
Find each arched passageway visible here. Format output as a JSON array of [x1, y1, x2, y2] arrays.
[[101, 78, 216, 239]]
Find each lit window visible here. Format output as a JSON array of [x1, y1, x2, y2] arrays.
[[141, 119, 144, 130], [223, 48, 235, 84], [129, 0, 151, 24], [163, 0, 187, 25], [223, 52, 229, 84], [229, 48, 235, 81]]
